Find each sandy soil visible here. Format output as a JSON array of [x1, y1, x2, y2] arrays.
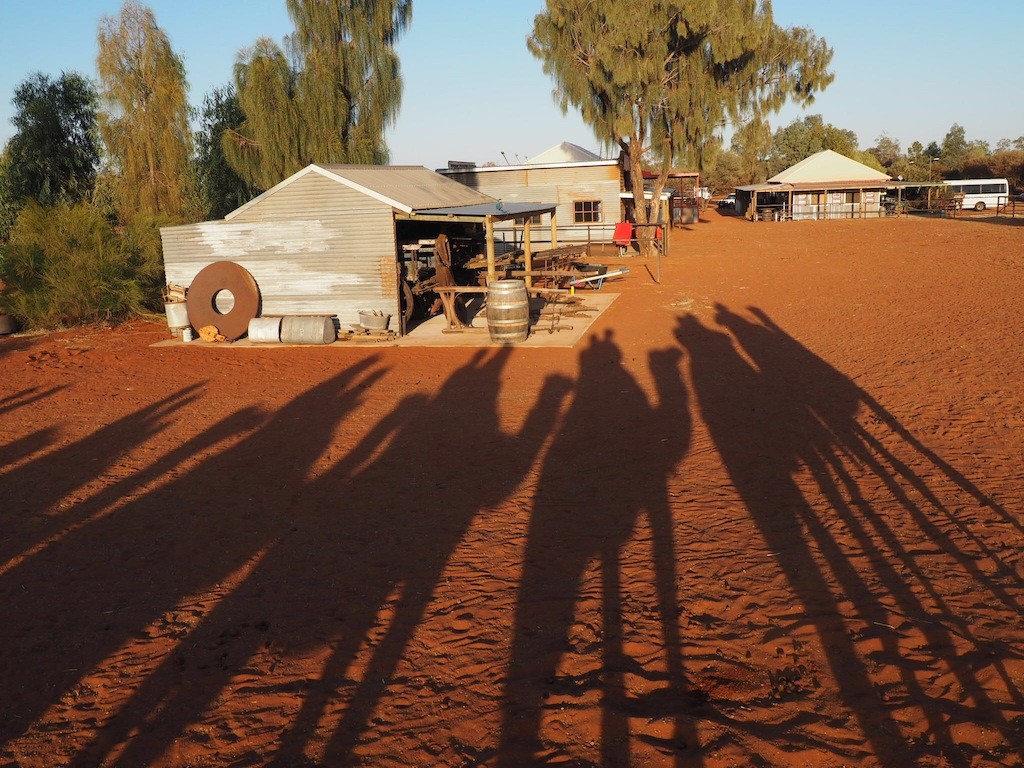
[[2, 211, 1023, 768]]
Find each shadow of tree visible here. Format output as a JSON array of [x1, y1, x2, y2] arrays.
[[500, 330, 696, 767], [676, 305, 1024, 767]]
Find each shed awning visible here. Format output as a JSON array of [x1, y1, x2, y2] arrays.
[[737, 180, 901, 193], [396, 201, 557, 223], [396, 201, 560, 285]]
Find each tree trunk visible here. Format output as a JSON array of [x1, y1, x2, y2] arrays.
[[624, 141, 669, 259]]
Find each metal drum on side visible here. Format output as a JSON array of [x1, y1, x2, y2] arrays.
[[247, 317, 282, 343], [486, 279, 530, 345], [280, 316, 336, 345]]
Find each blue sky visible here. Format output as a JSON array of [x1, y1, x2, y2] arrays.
[[1, 1, 1021, 170]]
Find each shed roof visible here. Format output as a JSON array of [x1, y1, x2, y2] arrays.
[[768, 150, 890, 184], [526, 142, 602, 164], [225, 163, 495, 220]]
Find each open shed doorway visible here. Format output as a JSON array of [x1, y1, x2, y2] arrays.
[[394, 220, 487, 334]]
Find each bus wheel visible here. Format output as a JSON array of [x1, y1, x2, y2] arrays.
[[975, 201, 986, 211]]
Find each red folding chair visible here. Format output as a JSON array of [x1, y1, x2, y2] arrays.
[[612, 222, 634, 256]]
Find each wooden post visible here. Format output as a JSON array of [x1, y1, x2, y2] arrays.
[[550, 210, 558, 249], [523, 218, 533, 290], [485, 215, 496, 285]]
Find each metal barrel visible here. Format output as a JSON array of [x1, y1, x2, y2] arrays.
[[280, 316, 336, 345], [487, 279, 529, 345], [247, 316, 282, 343]]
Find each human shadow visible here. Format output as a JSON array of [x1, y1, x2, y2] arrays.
[[677, 305, 1024, 767], [0, 334, 36, 362], [69, 349, 569, 768], [500, 331, 695, 767], [0, 386, 68, 475], [0, 428, 58, 478], [0, 358, 385, 751], [0, 384, 69, 419], [0, 386, 203, 569]]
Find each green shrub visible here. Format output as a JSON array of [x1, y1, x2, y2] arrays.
[[0, 201, 156, 329]]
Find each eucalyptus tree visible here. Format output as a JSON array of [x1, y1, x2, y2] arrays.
[[4, 71, 100, 207], [96, 1, 192, 220], [225, 0, 412, 190], [767, 114, 860, 175], [529, 0, 833, 253]]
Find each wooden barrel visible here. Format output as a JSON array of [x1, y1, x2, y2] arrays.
[[487, 279, 529, 345], [247, 316, 282, 343], [280, 316, 336, 345]]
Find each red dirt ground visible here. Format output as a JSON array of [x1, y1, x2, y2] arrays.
[[2, 211, 1023, 768]]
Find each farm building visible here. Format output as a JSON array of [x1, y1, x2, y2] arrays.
[[735, 149, 894, 221], [439, 142, 626, 246], [160, 164, 556, 336]]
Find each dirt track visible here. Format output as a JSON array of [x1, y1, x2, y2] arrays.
[[2, 211, 1024, 767]]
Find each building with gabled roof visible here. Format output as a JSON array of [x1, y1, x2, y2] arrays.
[[735, 150, 895, 221], [439, 144, 623, 245], [525, 142, 603, 165], [160, 164, 556, 334]]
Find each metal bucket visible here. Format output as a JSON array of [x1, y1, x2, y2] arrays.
[[358, 310, 391, 330], [280, 316, 336, 345], [487, 279, 529, 345], [247, 316, 282, 343], [164, 301, 190, 331]]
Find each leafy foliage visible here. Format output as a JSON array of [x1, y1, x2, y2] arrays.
[[4, 71, 100, 208], [866, 134, 901, 170], [97, 1, 193, 220], [766, 115, 861, 175], [0, 202, 157, 328], [225, 0, 412, 190], [0, 151, 21, 243], [528, 0, 833, 250], [196, 86, 262, 219]]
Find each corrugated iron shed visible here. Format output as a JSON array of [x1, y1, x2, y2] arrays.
[[160, 164, 560, 336]]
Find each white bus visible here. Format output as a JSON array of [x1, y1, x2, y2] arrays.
[[942, 178, 1010, 211]]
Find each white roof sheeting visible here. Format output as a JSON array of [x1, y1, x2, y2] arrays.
[[526, 142, 602, 165], [768, 149, 890, 184]]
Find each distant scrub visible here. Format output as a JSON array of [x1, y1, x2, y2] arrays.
[[0, 202, 167, 330]]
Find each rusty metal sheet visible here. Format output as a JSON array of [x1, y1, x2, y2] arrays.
[[186, 261, 260, 341]]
